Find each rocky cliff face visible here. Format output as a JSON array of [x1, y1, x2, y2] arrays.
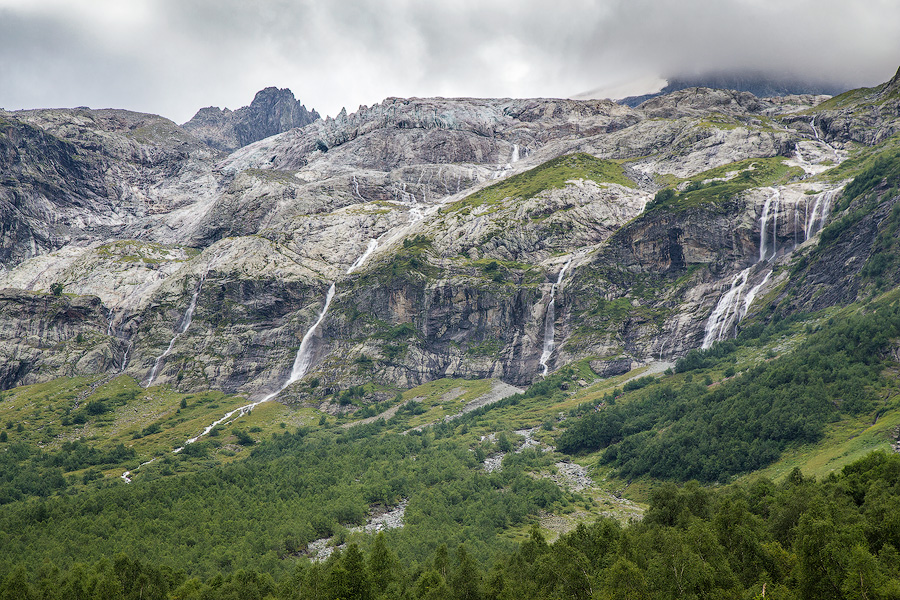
[[1, 72, 899, 399], [0, 289, 111, 389], [0, 107, 221, 272], [182, 87, 320, 152]]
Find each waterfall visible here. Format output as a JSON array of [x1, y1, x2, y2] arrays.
[[286, 284, 336, 384], [772, 190, 779, 259], [740, 270, 772, 322], [759, 188, 780, 261], [701, 178, 842, 349], [805, 188, 840, 240], [493, 144, 520, 179], [538, 258, 572, 376], [351, 175, 365, 202], [703, 187, 783, 347], [347, 239, 378, 273], [175, 240, 378, 451], [177, 283, 336, 449], [810, 117, 822, 143], [759, 193, 773, 261], [121, 341, 132, 372], [702, 268, 751, 349], [145, 273, 206, 387]]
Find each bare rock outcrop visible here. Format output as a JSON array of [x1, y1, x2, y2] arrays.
[[1, 68, 899, 394], [182, 87, 320, 152]]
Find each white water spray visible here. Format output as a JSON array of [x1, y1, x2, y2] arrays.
[[702, 269, 750, 349], [145, 273, 206, 387], [351, 175, 365, 202], [703, 186, 785, 347], [538, 258, 572, 376], [175, 241, 378, 451], [805, 188, 840, 241], [740, 270, 772, 322], [703, 183, 842, 347], [493, 144, 520, 179], [809, 117, 824, 145], [121, 341, 132, 372], [759, 188, 780, 261], [347, 240, 378, 273]]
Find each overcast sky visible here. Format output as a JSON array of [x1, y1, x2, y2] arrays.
[[0, 0, 898, 123]]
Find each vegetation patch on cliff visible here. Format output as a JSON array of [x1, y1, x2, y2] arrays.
[[648, 157, 803, 212], [447, 153, 635, 212]]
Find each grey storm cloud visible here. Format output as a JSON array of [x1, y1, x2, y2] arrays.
[[0, 0, 898, 123]]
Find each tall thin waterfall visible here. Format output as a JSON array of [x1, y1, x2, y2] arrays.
[[702, 269, 751, 349], [703, 187, 783, 348], [121, 341, 132, 372], [348, 239, 378, 273], [284, 284, 337, 387], [174, 240, 378, 451], [809, 117, 823, 144], [538, 258, 572, 376], [493, 144, 520, 179], [740, 270, 772, 322], [145, 273, 206, 387], [759, 188, 780, 261], [805, 188, 840, 241]]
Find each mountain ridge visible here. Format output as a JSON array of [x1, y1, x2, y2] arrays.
[[0, 69, 898, 403], [181, 87, 320, 153], [5, 68, 900, 596], [619, 70, 850, 107]]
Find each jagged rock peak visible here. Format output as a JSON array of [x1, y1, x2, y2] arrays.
[[182, 87, 321, 152]]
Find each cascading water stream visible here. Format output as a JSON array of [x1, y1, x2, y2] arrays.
[[121, 341, 132, 372], [493, 144, 520, 179], [145, 273, 207, 387], [759, 188, 780, 261], [703, 187, 783, 347], [809, 117, 822, 143], [283, 284, 337, 389], [351, 175, 365, 202], [805, 188, 840, 241], [538, 258, 572, 377], [347, 239, 378, 273], [740, 270, 772, 322], [702, 269, 751, 349], [172, 241, 378, 452]]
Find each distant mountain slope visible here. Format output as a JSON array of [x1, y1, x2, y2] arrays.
[[620, 71, 847, 107], [1, 67, 899, 401], [181, 87, 320, 152]]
